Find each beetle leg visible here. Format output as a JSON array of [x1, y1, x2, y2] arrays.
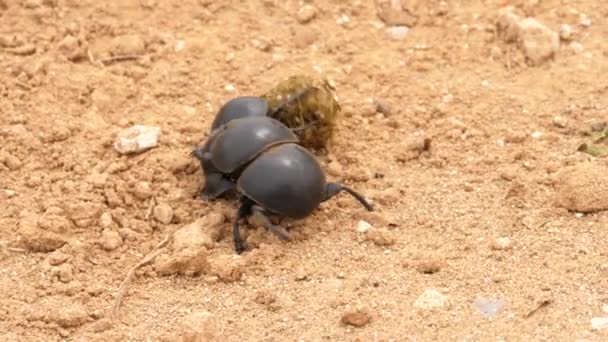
[[324, 182, 374, 211], [233, 197, 254, 254], [251, 205, 291, 241]]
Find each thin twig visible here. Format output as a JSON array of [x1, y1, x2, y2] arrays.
[[99, 55, 142, 65], [111, 232, 173, 321], [0, 241, 27, 253], [524, 298, 552, 318]]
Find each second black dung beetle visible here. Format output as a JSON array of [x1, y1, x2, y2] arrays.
[[192, 115, 374, 253], [209, 96, 269, 133]]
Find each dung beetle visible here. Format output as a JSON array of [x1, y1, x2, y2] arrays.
[[209, 96, 269, 133], [192, 115, 374, 253], [193, 115, 299, 200]]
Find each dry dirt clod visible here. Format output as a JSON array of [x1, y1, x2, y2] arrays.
[[173, 213, 225, 251], [153, 203, 173, 224], [50, 303, 89, 328], [109, 34, 146, 56], [341, 308, 371, 327], [155, 248, 210, 277], [113, 125, 160, 155], [365, 227, 396, 246], [208, 255, 244, 282], [375, 0, 417, 26], [18, 222, 66, 252], [554, 162, 608, 213], [296, 4, 317, 24], [99, 213, 113, 228], [517, 18, 560, 66], [181, 311, 222, 342], [132, 182, 153, 200], [1, 152, 23, 170], [101, 229, 123, 251], [56, 263, 74, 283]]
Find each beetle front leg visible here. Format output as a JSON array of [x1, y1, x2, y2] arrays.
[[233, 197, 254, 254], [324, 182, 374, 211]]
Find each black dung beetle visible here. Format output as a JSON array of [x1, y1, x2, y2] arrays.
[[193, 115, 299, 200], [192, 115, 374, 253], [209, 96, 269, 133]]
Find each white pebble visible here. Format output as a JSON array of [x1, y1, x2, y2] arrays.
[[356, 220, 372, 233], [579, 14, 591, 27], [175, 40, 185, 52], [568, 42, 585, 53], [491, 237, 511, 250], [336, 14, 350, 26], [224, 84, 236, 92], [414, 289, 447, 309], [552, 116, 567, 128], [559, 24, 574, 41], [591, 317, 608, 330], [113, 125, 160, 155], [531, 131, 543, 139], [386, 26, 409, 41]]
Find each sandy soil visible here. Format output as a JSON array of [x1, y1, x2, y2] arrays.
[[1, 0, 608, 341]]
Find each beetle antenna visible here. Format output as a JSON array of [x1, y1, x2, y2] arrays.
[[324, 182, 374, 211]]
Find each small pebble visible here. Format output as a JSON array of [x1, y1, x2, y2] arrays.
[[341, 308, 371, 327], [531, 131, 543, 139], [414, 289, 447, 309], [132, 181, 153, 200], [579, 14, 591, 27], [552, 116, 567, 128], [569, 42, 584, 53], [57, 263, 74, 283], [296, 4, 317, 24], [101, 228, 123, 251], [365, 227, 396, 246], [491, 237, 512, 250], [110, 34, 145, 56], [326, 160, 343, 177], [356, 220, 372, 233], [113, 125, 160, 155], [92, 319, 113, 333], [174, 40, 185, 52], [153, 203, 173, 224], [386, 26, 409, 41], [559, 24, 574, 41], [2, 152, 22, 170], [591, 317, 608, 330], [99, 213, 113, 228], [47, 252, 70, 266], [181, 311, 221, 341]]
